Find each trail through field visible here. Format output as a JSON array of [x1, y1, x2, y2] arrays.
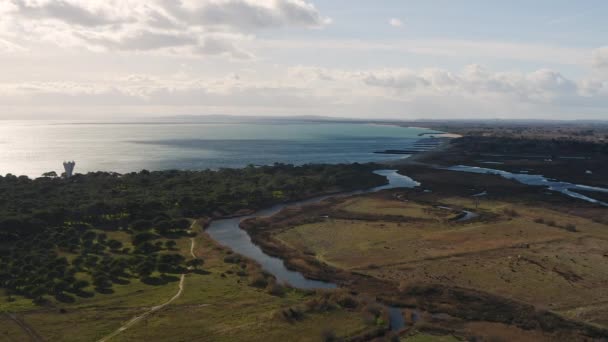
[[98, 221, 200, 342], [97, 274, 186, 342], [5, 312, 44, 342]]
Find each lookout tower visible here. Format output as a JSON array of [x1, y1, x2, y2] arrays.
[[63, 161, 76, 178]]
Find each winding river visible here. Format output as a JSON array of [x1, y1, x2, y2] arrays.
[[205, 165, 608, 333], [448, 165, 608, 206], [206, 170, 419, 329]]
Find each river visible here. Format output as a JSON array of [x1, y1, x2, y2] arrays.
[[205, 165, 607, 333], [447, 165, 608, 206], [206, 169, 419, 330]]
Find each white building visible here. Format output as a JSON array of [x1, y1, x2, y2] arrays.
[[63, 161, 76, 178]]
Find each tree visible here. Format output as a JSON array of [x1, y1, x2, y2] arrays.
[[135, 241, 158, 254], [186, 259, 204, 270], [157, 263, 173, 276], [41, 171, 58, 178], [135, 261, 155, 279], [72, 279, 90, 291], [133, 232, 156, 245], [107, 239, 123, 251], [130, 219, 152, 232], [93, 274, 112, 291], [165, 240, 177, 250]]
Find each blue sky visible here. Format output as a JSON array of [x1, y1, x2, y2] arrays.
[[260, 1, 606, 74], [312, 1, 606, 44], [0, 0, 606, 120]]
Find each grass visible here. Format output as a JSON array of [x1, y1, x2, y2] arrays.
[[13, 275, 182, 341], [0, 315, 32, 342], [115, 232, 372, 341], [337, 197, 442, 219], [402, 332, 461, 342], [0, 226, 375, 341], [272, 194, 608, 327]]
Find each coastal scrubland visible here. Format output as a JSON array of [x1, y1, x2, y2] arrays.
[[406, 122, 608, 188], [2, 223, 386, 341], [2, 124, 608, 341], [0, 164, 386, 341]]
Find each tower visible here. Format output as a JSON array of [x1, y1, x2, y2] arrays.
[[63, 161, 76, 178]]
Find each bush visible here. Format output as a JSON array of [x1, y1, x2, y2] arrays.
[[249, 274, 268, 288], [266, 282, 285, 297], [534, 218, 545, 224], [563, 223, 577, 232], [321, 329, 338, 342], [275, 306, 305, 322], [335, 294, 359, 309], [223, 255, 241, 264]]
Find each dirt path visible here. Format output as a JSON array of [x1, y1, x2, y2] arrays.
[[190, 237, 196, 258], [98, 223, 200, 342], [5, 312, 44, 342]]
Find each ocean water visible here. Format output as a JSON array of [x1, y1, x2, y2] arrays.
[[0, 120, 437, 177]]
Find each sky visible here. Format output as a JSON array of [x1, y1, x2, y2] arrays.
[[0, 0, 607, 120]]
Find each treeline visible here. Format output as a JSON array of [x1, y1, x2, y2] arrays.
[[0, 163, 385, 303], [453, 136, 608, 156]]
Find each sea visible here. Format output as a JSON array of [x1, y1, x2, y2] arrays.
[[0, 120, 440, 177]]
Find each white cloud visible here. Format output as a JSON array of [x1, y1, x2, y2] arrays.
[[362, 64, 588, 103], [0, 64, 606, 119], [0, 38, 25, 52], [593, 47, 608, 69], [257, 38, 589, 66], [389, 18, 403, 28], [0, 0, 330, 58], [0, 2, 605, 120]]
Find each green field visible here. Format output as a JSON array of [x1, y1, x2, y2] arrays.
[[1, 227, 379, 341]]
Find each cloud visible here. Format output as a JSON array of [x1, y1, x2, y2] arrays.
[[0, 38, 25, 52], [364, 70, 428, 90], [389, 18, 403, 28], [361, 65, 604, 106], [0, 0, 330, 58], [257, 38, 589, 66], [11, 0, 118, 27], [164, 0, 330, 30], [1, 64, 606, 120], [593, 47, 608, 69]]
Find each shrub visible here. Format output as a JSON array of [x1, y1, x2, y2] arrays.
[[321, 329, 337, 342], [534, 218, 545, 224], [249, 274, 268, 288], [223, 255, 241, 264], [335, 294, 359, 309], [275, 306, 305, 322], [362, 303, 383, 317], [266, 282, 285, 297], [564, 223, 577, 232], [503, 208, 519, 217]]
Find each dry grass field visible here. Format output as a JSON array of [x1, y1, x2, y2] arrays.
[[270, 192, 608, 332]]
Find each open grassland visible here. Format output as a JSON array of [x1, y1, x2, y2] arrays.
[[115, 231, 374, 342], [1, 222, 376, 342], [0, 315, 32, 342], [269, 190, 608, 331], [402, 331, 461, 342], [336, 197, 452, 220]]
